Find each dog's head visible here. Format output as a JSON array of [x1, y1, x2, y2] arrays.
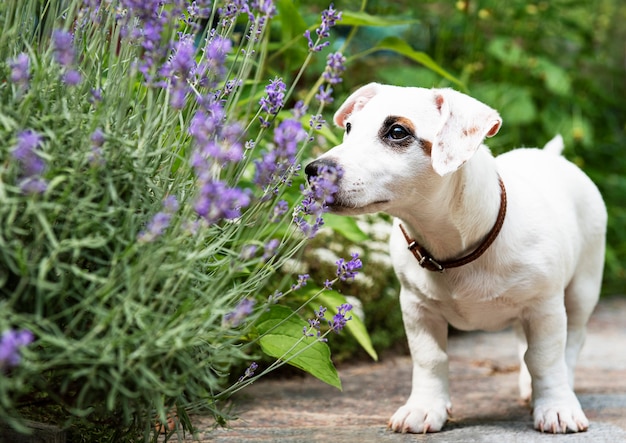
[[305, 83, 501, 215]]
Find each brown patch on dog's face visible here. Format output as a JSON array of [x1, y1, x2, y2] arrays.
[[377, 116, 433, 156], [378, 116, 416, 150], [420, 139, 433, 157]]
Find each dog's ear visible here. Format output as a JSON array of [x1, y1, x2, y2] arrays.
[[333, 83, 381, 128], [431, 89, 502, 176]]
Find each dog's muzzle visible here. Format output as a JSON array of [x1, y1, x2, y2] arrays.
[[304, 158, 340, 183]]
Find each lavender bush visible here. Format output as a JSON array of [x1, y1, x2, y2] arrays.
[[0, 0, 373, 439], [0, 0, 457, 440]]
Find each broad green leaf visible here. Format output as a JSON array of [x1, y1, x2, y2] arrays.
[[486, 37, 526, 67], [256, 305, 342, 389], [317, 290, 378, 361], [373, 37, 464, 90], [322, 213, 369, 243], [473, 83, 536, 126], [535, 59, 571, 96], [276, 0, 307, 39], [340, 11, 419, 27]]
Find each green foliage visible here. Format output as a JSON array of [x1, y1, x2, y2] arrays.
[[256, 305, 342, 389], [0, 0, 390, 440]]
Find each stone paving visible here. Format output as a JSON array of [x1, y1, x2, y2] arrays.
[[189, 296, 626, 442]]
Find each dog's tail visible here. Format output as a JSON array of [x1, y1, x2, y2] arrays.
[[543, 134, 564, 155]]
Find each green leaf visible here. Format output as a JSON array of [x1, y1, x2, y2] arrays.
[[372, 37, 465, 90], [472, 83, 537, 126], [340, 11, 419, 27], [322, 213, 369, 243], [318, 290, 379, 361], [276, 0, 308, 43], [256, 305, 342, 389], [486, 37, 526, 67], [534, 59, 572, 96]]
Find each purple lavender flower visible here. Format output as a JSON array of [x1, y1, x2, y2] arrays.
[[189, 101, 245, 164], [19, 178, 48, 194], [273, 119, 307, 161], [163, 195, 179, 212], [11, 130, 47, 194], [194, 179, 251, 223], [240, 244, 258, 260], [160, 35, 197, 107], [90, 128, 105, 147], [268, 289, 283, 303], [218, 0, 253, 27], [245, 0, 277, 42], [238, 361, 259, 382], [119, 1, 188, 82], [252, 0, 277, 17], [11, 130, 43, 166], [190, 103, 225, 146], [328, 303, 352, 334], [322, 52, 346, 84], [291, 100, 308, 119], [8, 53, 30, 87], [304, 4, 342, 52], [309, 114, 325, 130], [90, 88, 103, 103], [291, 274, 310, 291], [223, 298, 256, 327], [52, 30, 75, 66], [62, 69, 83, 86], [304, 306, 327, 338], [202, 33, 232, 83], [294, 163, 342, 238], [137, 196, 179, 242], [304, 163, 342, 206], [0, 329, 34, 370], [89, 129, 106, 166], [294, 166, 343, 238], [165, 36, 197, 78], [315, 84, 334, 105], [262, 238, 280, 260], [270, 200, 289, 222], [253, 119, 306, 189], [259, 77, 286, 116], [318, 4, 342, 38], [336, 252, 362, 281]]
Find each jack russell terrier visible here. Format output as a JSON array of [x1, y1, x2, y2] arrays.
[[305, 83, 607, 434]]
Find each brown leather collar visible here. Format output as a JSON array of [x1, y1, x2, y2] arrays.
[[399, 176, 507, 272]]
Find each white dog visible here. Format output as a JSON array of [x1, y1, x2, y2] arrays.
[[305, 83, 607, 434]]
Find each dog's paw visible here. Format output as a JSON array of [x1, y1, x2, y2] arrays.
[[533, 400, 589, 433], [388, 400, 450, 433]]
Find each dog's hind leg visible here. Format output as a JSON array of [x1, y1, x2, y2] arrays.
[[563, 240, 605, 388]]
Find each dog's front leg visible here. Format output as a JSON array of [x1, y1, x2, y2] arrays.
[[523, 299, 589, 433], [389, 288, 451, 433]]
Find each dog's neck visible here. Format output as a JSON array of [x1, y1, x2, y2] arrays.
[[392, 146, 502, 263]]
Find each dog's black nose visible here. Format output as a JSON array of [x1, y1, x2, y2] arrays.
[[305, 159, 338, 180]]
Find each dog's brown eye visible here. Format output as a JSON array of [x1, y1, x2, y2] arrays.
[[388, 124, 410, 140], [345, 122, 352, 134]]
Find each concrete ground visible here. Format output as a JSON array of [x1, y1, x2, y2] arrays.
[[190, 296, 626, 442]]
